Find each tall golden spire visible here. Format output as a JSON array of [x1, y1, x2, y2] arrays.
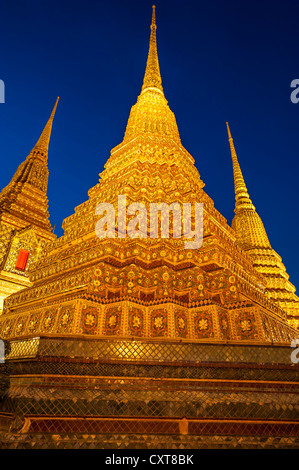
[[226, 122, 255, 212], [226, 122, 270, 249], [141, 5, 163, 93], [30, 97, 60, 160], [103, 6, 203, 189], [117, 6, 181, 145], [0, 98, 60, 234], [226, 123, 299, 320]]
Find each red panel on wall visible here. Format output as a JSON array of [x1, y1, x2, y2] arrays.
[[15, 249, 30, 271]]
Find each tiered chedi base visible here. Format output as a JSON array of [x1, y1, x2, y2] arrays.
[[0, 335, 298, 449]]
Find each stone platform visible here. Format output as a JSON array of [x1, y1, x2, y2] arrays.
[[0, 336, 298, 448]]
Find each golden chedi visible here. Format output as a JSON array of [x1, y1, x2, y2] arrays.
[[227, 123, 299, 329], [0, 99, 58, 314], [0, 6, 298, 449]]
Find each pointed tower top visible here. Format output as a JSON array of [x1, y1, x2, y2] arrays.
[[0, 98, 59, 235], [141, 5, 163, 93], [226, 122, 255, 212], [117, 6, 181, 145], [30, 96, 60, 159], [152, 5, 156, 23], [227, 122, 271, 249]]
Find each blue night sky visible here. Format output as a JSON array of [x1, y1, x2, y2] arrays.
[[1, 0, 299, 288]]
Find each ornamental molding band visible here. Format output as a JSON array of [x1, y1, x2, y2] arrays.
[[0, 6, 298, 449]]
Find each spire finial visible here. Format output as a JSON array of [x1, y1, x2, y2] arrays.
[[141, 5, 163, 93], [152, 5, 156, 26], [226, 122, 255, 212], [119, 6, 181, 145], [31, 97, 60, 159]]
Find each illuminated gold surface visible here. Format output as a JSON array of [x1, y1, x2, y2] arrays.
[[0, 99, 58, 313], [0, 8, 297, 342], [227, 123, 299, 329], [0, 8, 298, 450]]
